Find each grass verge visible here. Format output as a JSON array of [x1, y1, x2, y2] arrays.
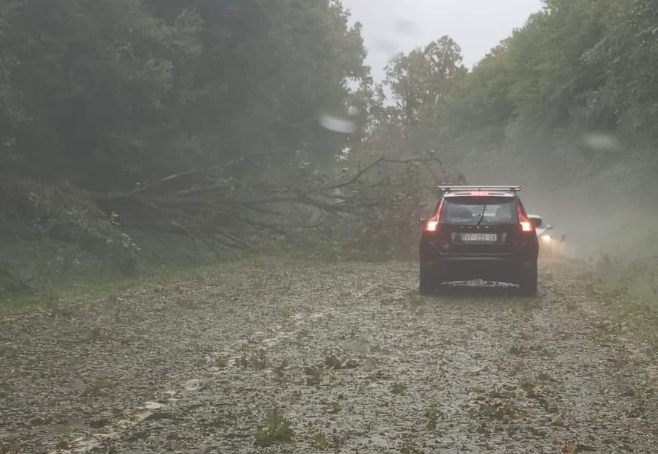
[[0, 248, 253, 313], [581, 254, 658, 349]]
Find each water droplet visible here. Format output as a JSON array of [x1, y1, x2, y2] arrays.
[[318, 114, 357, 134], [583, 133, 620, 151]]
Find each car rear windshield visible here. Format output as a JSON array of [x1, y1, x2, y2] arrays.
[[440, 197, 518, 225]]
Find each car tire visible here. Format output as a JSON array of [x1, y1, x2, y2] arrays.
[[519, 266, 538, 297], [419, 268, 434, 295]]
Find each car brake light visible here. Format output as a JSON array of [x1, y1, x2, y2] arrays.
[[424, 199, 444, 232], [425, 221, 439, 232], [517, 205, 535, 232], [470, 191, 489, 196], [520, 221, 533, 232]]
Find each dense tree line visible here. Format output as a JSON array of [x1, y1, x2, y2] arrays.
[[0, 0, 369, 191], [378, 0, 658, 198], [0, 0, 456, 272]]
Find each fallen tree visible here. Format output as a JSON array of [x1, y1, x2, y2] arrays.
[[0, 150, 463, 289], [93, 150, 463, 258]]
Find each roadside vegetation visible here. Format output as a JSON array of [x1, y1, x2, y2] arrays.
[[586, 254, 658, 349]]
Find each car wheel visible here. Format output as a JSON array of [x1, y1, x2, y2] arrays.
[[519, 266, 538, 297], [419, 268, 434, 295]]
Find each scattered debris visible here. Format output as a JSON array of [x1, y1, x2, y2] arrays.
[[1, 259, 657, 452]]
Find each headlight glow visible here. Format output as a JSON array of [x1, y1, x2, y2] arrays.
[[541, 235, 552, 242]]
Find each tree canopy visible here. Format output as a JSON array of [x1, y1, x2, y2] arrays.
[[0, 0, 369, 191], [432, 0, 658, 190]]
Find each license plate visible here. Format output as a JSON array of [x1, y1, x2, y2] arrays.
[[462, 233, 497, 242]]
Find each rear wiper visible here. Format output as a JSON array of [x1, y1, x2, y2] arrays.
[[476, 205, 487, 227]]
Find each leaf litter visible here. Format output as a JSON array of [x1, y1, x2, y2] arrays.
[[0, 258, 657, 453]]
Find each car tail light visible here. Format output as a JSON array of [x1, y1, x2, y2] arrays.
[[470, 191, 489, 196], [520, 221, 533, 232], [424, 199, 444, 232], [517, 205, 535, 233]]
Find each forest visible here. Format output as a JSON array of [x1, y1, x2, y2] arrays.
[[1, 0, 657, 292]]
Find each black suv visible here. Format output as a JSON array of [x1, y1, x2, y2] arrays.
[[419, 186, 539, 296]]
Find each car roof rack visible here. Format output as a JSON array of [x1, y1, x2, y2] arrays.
[[438, 185, 521, 193]]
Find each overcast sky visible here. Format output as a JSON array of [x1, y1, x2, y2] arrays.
[[341, 0, 544, 81]]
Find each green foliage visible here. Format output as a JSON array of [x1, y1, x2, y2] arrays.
[[376, 37, 466, 156], [237, 349, 267, 370], [435, 0, 658, 193], [582, 0, 658, 146], [386, 36, 466, 125], [0, 0, 202, 189], [593, 255, 658, 349], [425, 404, 443, 430], [322, 400, 342, 414], [0, 180, 140, 274], [312, 432, 331, 450], [254, 408, 294, 446], [148, 0, 369, 169], [1, 0, 368, 190], [312, 432, 344, 450], [437, 44, 513, 170], [391, 382, 408, 396], [303, 366, 324, 386], [0, 265, 32, 295]]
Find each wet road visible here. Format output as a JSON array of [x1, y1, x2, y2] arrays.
[[1, 258, 657, 453]]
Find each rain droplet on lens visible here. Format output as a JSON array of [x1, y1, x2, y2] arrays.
[[582, 133, 620, 151], [318, 114, 357, 134]]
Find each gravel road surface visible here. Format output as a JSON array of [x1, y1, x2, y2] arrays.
[[1, 258, 657, 453]]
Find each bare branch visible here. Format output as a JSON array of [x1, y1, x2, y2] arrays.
[[91, 151, 455, 250]]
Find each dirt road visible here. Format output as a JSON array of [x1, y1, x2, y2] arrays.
[[1, 258, 657, 453]]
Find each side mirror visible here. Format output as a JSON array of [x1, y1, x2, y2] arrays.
[[545, 225, 554, 231]]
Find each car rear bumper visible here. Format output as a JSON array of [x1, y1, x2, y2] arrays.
[[420, 253, 536, 282]]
